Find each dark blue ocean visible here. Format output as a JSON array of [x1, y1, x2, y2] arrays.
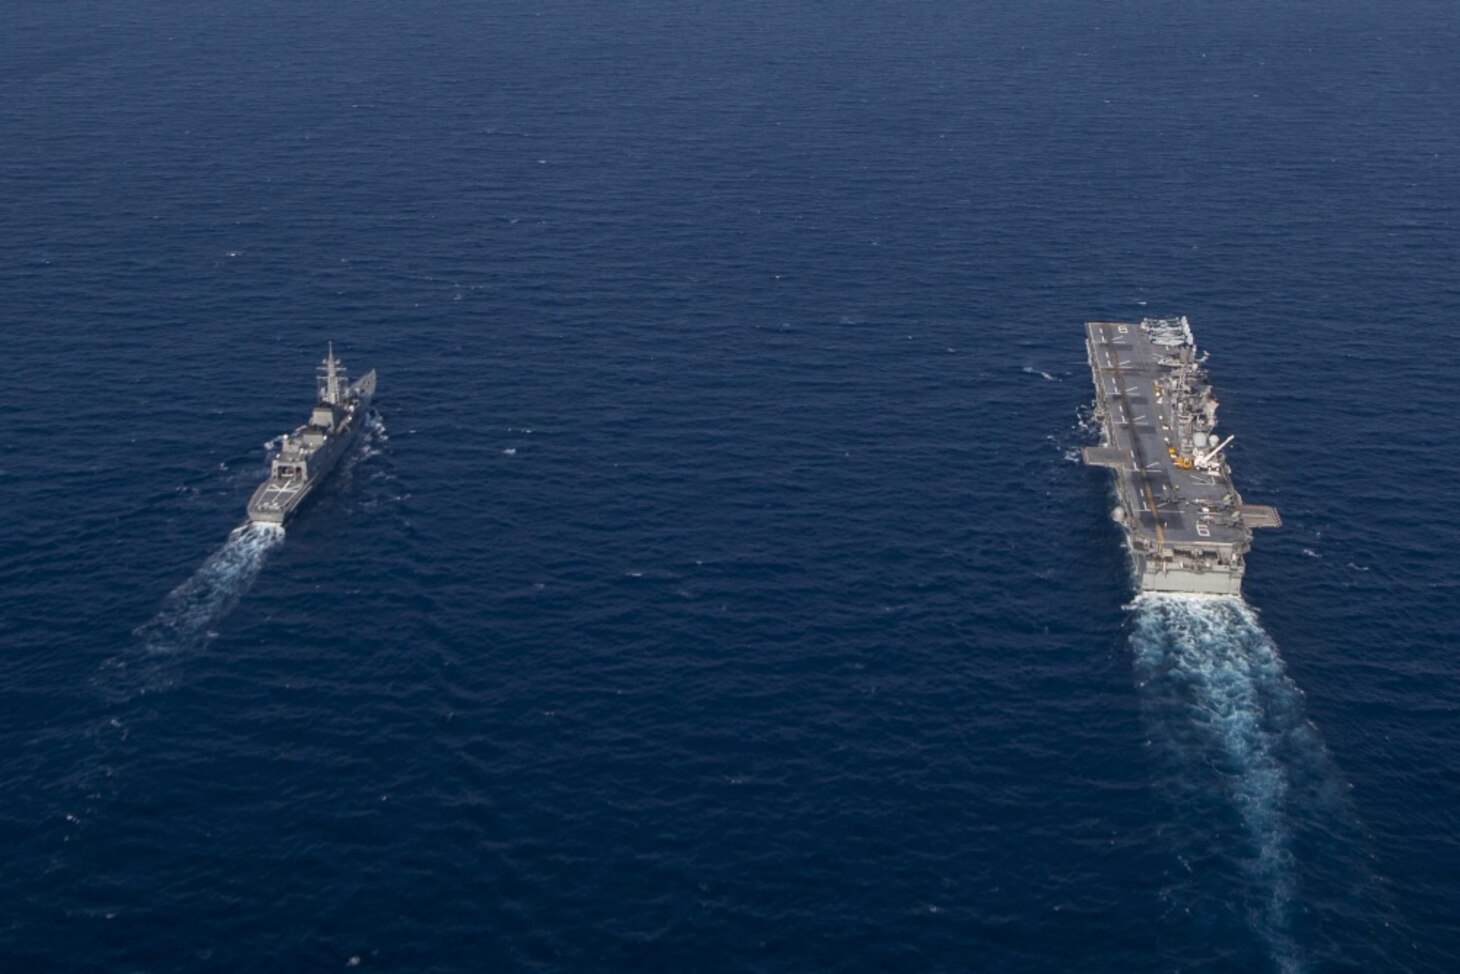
[[4, 1, 1458, 970]]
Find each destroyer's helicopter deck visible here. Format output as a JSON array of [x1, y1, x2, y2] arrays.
[[247, 474, 307, 524], [1084, 321, 1250, 553]]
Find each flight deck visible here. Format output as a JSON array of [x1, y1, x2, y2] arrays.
[[1082, 317, 1278, 595]]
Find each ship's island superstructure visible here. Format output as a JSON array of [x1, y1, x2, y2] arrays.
[[1082, 317, 1278, 595], [247, 346, 377, 525]]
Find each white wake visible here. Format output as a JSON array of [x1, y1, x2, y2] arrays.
[[133, 521, 284, 653], [1129, 594, 1332, 974]]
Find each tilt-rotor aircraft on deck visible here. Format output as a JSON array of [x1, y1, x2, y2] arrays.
[[1082, 316, 1279, 596]]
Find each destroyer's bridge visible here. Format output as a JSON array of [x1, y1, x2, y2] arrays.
[[1084, 321, 1249, 551]]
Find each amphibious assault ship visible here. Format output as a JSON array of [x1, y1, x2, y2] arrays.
[[1082, 317, 1278, 595], [247, 346, 377, 524]]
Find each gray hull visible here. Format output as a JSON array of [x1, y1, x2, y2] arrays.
[[1132, 551, 1245, 597], [247, 419, 365, 524], [1082, 318, 1276, 597], [248, 358, 376, 525]]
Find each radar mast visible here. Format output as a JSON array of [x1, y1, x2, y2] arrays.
[[318, 342, 347, 405]]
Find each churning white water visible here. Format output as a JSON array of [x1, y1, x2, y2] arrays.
[[133, 522, 285, 654], [1129, 594, 1336, 974]]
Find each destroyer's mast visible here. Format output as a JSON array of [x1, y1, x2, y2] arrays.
[[317, 342, 346, 405]]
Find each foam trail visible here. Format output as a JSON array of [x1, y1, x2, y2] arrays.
[[1129, 594, 1324, 974], [134, 522, 284, 653]]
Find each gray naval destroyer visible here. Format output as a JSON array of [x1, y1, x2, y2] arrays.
[[1082, 316, 1279, 595], [247, 346, 377, 524]]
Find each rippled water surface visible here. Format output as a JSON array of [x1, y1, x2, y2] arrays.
[[3, 1, 1458, 970]]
